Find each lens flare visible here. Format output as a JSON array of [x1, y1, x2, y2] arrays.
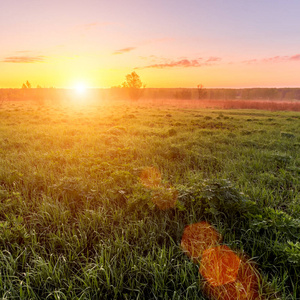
[[181, 222, 221, 262], [180, 221, 263, 299], [202, 255, 260, 300], [74, 83, 87, 95], [140, 167, 162, 189], [200, 245, 241, 287]]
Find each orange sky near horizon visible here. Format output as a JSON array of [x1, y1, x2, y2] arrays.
[[1, 0, 300, 89]]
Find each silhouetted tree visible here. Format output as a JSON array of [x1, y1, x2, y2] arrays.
[[122, 71, 145, 101], [197, 84, 207, 99], [22, 80, 32, 89]]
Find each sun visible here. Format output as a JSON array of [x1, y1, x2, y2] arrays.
[[70, 82, 90, 106], [74, 83, 87, 95]]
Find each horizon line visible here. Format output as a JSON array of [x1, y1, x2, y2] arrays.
[[1, 86, 300, 90]]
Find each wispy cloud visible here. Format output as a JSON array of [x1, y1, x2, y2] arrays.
[[242, 59, 258, 64], [206, 57, 222, 62], [136, 56, 221, 69], [113, 47, 136, 55], [262, 56, 288, 63], [138, 59, 201, 69], [290, 54, 300, 61], [2, 55, 46, 63], [243, 54, 300, 64]]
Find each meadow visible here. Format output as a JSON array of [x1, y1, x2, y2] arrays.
[[0, 99, 300, 299]]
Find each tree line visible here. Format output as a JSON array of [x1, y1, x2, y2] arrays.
[[1, 72, 300, 102]]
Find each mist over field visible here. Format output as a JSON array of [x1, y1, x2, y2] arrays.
[[1, 87, 300, 111]]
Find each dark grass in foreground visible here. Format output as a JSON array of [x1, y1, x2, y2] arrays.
[[0, 100, 300, 299]]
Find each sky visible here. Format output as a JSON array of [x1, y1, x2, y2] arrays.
[[1, 0, 300, 88]]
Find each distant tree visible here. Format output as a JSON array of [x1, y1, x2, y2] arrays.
[[197, 84, 207, 99], [122, 71, 145, 101], [22, 80, 32, 89], [36, 84, 42, 89]]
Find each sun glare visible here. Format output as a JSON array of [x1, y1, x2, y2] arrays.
[[70, 82, 91, 107], [74, 83, 87, 95]]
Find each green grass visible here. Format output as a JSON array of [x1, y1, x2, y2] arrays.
[[0, 100, 300, 299]]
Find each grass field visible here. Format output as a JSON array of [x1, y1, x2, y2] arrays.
[[0, 100, 299, 299]]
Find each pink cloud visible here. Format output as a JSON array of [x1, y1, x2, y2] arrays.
[[242, 59, 258, 64], [243, 54, 300, 64], [113, 47, 136, 55], [2, 55, 46, 63], [206, 57, 221, 62], [290, 54, 300, 61], [137, 57, 221, 69], [262, 56, 288, 63]]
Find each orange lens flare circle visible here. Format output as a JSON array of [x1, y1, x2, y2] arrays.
[[140, 167, 162, 189], [181, 222, 221, 262], [180, 221, 262, 299], [200, 245, 241, 287], [202, 257, 260, 300]]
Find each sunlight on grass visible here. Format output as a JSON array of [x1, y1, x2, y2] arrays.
[[0, 101, 296, 298], [140, 166, 178, 210], [151, 185, 178, 210]]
